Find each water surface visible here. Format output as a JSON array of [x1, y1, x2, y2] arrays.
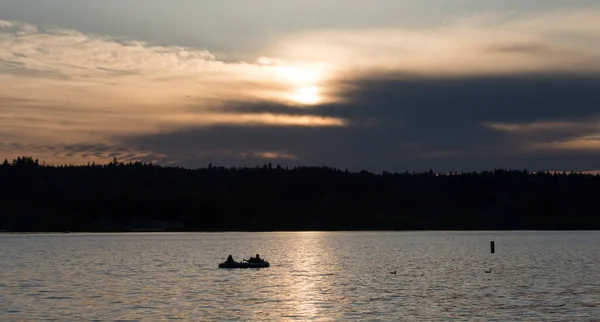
[[1, 231, 599, 321]]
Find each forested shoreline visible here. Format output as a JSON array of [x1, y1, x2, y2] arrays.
[[1, 156, 599, 232]]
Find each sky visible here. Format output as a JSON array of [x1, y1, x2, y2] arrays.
[[1, 0, 600, 172]]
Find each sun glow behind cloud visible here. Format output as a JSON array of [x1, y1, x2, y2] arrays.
[[291, 86, 320, 105], [0, 20, 349, 163], [2, 7, 600, 166], [256, 57, 332, 105], [279, 67, 324, 105], [0, 20, 346, 136]]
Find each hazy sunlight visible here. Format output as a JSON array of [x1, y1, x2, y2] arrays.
[[273, 65, 326, 105], [292, 86, 321, 105]]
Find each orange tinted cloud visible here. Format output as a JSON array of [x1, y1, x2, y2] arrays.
[[249, 152, 298, 160], [269, 10, 600, 78], [0, 20, 347, 153], [536, 136, 600, 151], [2, 8, 600, 166], [485, 120, 599, 134], [485, 119, 600, 152]]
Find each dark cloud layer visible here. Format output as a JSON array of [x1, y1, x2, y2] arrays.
[[117, 74, 600, 172]]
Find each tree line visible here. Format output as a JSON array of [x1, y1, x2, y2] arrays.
[[1, 156, 599, 232]]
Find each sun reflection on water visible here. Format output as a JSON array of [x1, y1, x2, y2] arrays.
[[279, 232, 341, 320], [3, 232, 600, 320]]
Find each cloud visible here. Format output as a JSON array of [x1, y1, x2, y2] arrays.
[[0, 19, 214, 76], [486, 120, 599, 134], [2, 9, 600, 172], [0, 19, 347, 152], [486, 118, 600, 152], [0, 142, 167, 165], [247, 152, 298, 160], [536, 136, 600, 152], [582, 170, 600, 175], [115, 74, 600, 172], [269, 9, 600, 78]]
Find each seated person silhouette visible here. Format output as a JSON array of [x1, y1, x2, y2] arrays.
[[226, 254, 234, 264], [247, 254, 261, 263]]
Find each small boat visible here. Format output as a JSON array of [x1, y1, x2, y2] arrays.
[[218, 259, 270, 269]]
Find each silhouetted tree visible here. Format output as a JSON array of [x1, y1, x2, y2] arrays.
[[0, 156, 599, 232]]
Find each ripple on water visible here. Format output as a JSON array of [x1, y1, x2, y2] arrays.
[[1, 231, 600, 320]]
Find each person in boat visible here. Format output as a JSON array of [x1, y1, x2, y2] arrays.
[[247, 254, 262, 263], [226, 254, 234, 264]]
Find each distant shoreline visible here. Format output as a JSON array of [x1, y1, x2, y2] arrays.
[[1, 229, 599, 234], [2, 158, 600, 232]]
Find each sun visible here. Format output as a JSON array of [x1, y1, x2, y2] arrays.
[[292, 86, 320, 105], [274, 65, 325, 105]]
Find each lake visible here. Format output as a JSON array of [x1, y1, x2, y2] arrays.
[[1, 231, 599, 321]]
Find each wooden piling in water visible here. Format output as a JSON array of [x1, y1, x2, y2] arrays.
[[490, 241, 495, 253]]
